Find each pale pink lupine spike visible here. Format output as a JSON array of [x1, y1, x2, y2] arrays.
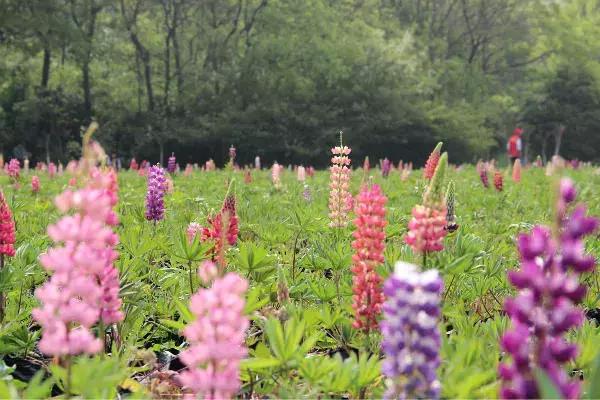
[[328, 134, 352, 228]]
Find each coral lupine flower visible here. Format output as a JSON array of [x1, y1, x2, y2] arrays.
[[405, 153, 448, 254], [184, 164, 193, 177], [297, 166, 306, 182], [494, 170, 503, 192], [351, 184, 387, 331], [0, 192, 16, 257], [179, 266, 249, 400], [382, 261, 443, 400], [167, 153, 177, 174], [328, 137, 352, 228], [512, 159, 521, 183], [244, 169, 252, 184], [498, 178, 598, 399], [424, 142, 442, 180], [31, 176, 40, 194], [145, 165, 166, 222], [33, 181, 119, 356], [7, 158, 20, 182]]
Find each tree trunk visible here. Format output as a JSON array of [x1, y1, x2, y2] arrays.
[[554, 125, 565, 156], [46, 134, 50, 164], [41, 47, 51, 88], [159, 141, 164, 166], [82, 60, 92, 121]]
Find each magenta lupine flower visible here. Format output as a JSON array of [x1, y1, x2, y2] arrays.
[[179, 265, 249, 399], [145, 164, 166, 222], [477, 161, 489, 188], [32, 182, 119, 356], [0, 192, 16, 257], [167, 153, 177, 174], [382, 261, 443, 399], [328, 138, 352, 228], [7, 158, 20, 182], [382, 158, 391, 178], [498, 178, 598, 399], [31, 176, 40, 194], [351, 184, 386, 331]]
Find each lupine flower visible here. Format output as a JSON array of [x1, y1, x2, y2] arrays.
[[58, 163, 64, 175], [205, 159, 216, 171], [512, 159, 521, 183], [145, 165, 166, 222], [382, 261, 443, 400], [272, 162, 282, 189], [297, 166, 306, 182], [382, 158, 391, 178], [7, 158, 20, 182], [363, 156, 370, 173], [445, 181, 458, 233], [48, 162, 57, 179], [229, 145, 236, 161], [254, 156, 261, 170], [406, 153, 448, 254], [498, 178, 598, 399], [494, 170, 503, 192], [244, 169, 252, 184], [424, 142, 443, 180], [303, 184, 312, 202], [328, 135, 352, 228], [31, 176, 40, 194], [351, 184, 386, 331], [33, 175, 120, 356], [24, 158, 29, 173], [534, 156, 543, 168], [0, 192, 16, 257], [187, 222, 203, 243], [167, 153, 177, 174], [66, 160, 78, 174], [130, 158, 138, 170], [179, 267, 248, 399], [306, 166, 315, 178], [477, 161, 489, 188]]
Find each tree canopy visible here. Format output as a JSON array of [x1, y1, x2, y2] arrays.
[[1, 0, 599, 166]]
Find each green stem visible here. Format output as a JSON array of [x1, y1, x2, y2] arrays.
[[188, 261, 194, 295], [422, 252, 427, 269], [65, 355, 72, 399]]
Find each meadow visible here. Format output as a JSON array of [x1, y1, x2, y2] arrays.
[[1, 149, 600, 399]]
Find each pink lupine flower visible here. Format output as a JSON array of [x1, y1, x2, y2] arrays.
[[512, 159, 521, 183], [297, 166, 306, 182], [179, 267, 248, 400], [48, 162, 57, 179], [328, 136, 352, 228], [31, 176, 40, 193], [272, 162, 282, 189], [405, 153, 448, 255], [66, 160, 78, 174], [7, 158, 20, 182], [184, 164, 193, 177], [254, 156, 261, 170], [363, 156, 370, 173], [351, 184, 386, 331], [476, 161, 489, 188], [58, 163, 64, 175], [130, 158, 139, 170], [424, 142, 442, 180], [0, 192, 16, 258], [187, 222, 203, 243]]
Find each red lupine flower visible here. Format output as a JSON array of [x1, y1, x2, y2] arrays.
[[0, 192, 16, 257], [494, 170, 503, 192]]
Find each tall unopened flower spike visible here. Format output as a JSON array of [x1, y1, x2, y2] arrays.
[[382, 261, 443, 400], [445, 181, 458, 233], [406, 153, 448, 254], [179, 266, 249, 400], [512, 159, 521, 183], [328, 133, 352, 228], [167, 153, 177, 174], [145, 164, 166, 222], [499, 178, 598, 399], [424, 142, 443, 180], [351, 184, 387, 331]]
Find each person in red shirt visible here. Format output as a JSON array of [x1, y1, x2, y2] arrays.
[[507, 127, 523, 165]]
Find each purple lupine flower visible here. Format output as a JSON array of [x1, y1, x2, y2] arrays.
[[167, 153, 176, 174], [145, 164, 166, 222], [382, 158, 391, 178], [302, 184, 312, 202], [382, 261, 443, 400], [499, 178, 598, 399]]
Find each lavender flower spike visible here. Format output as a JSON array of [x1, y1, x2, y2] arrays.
[[382, 261, 443, 400], [145, 164, 166, 222]]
